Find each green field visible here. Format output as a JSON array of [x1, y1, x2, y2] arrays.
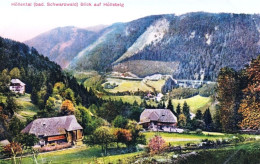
[[145, 79, 166, 92], [144, 131, 230, 146], [0, 145, 142, 164], [1, 131, 258, 164], [104, 78, 153, 93], [171, 95, 212, 113], [15, 94, 38, 121]]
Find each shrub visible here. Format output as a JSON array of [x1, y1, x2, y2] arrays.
[[183, 129, 190, 134], [39, 143, 72, 152], [195, 129, 203, 135], [147, 135, 167, 155]]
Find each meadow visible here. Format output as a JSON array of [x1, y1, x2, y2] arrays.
[[171, 95, 212, 113], [2, 131, 258, 164], [15, 94, 38, 121], [104, 78, 153, 93]]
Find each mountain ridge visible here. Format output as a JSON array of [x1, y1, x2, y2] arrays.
[[25, 12, 260, 80]]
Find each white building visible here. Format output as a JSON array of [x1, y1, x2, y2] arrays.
[[9, 79, 26, 94]]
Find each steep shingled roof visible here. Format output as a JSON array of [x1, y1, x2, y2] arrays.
[[10, 79, 26, 86], [21, 115, 82, 137], [139, 109, 177, 124]]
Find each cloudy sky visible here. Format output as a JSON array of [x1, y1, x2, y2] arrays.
[[0, 0, 260, 42]]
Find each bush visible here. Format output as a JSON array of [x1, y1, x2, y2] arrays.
[[147, 135, 167, 155], [39, 143, 72, 152], [183, 129, 190, 134], [195, 129, 203, 135]]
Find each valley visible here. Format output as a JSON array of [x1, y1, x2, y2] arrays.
[[0, 11, 260, 164]]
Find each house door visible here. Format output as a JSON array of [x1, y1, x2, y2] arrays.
[[73, 131, 77, 141]]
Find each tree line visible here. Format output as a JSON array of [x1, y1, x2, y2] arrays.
[[216, 55, 260, 132]]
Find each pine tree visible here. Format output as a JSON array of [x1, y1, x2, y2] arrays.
[[195, 110, 203, 120], [176, 103, 181, 116], [203, 108, 213, 131], [162, 101, 166, 109], [167, 99, 176, 115], [213, 105, 222, 132], [182, 101, 190, 121]]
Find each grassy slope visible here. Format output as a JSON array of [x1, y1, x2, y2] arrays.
[[104, 78, 153, 93], [15, 94, 38, 121], [171, 95, 212, 113], [145, 79, 165, 92]]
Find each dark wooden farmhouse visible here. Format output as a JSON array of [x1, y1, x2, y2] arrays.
[[139, 109, 178, 132], [22, 115, 83, 146]]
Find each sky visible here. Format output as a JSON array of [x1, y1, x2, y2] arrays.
[[0, 0, 260, 42]]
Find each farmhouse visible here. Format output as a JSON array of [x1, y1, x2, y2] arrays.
[[22, 115, 83, 146], [9, 79, 26, 94], [139, 109, 178, 132]]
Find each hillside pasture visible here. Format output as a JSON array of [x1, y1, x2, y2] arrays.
[[145, 79, 165, 92], [171, 95, 212, 113], [15, 94, 38, 120], [103, 78, 153, 93]]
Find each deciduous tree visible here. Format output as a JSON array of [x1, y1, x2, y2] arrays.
[[4, 142, 22, 164], [60, 99, 75, 115], [112, 115, 128, 129], [238, 56, 260, 130], [91, 126, 114, 155], [217, 67, 240, 132], [114, 128, 132, 148], [9, 67, 20, 79]]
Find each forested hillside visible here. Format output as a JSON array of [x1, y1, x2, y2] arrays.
[[25, 26, 98, 68], [0, 36, 100, 140], [26, 12, 260, 80]]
